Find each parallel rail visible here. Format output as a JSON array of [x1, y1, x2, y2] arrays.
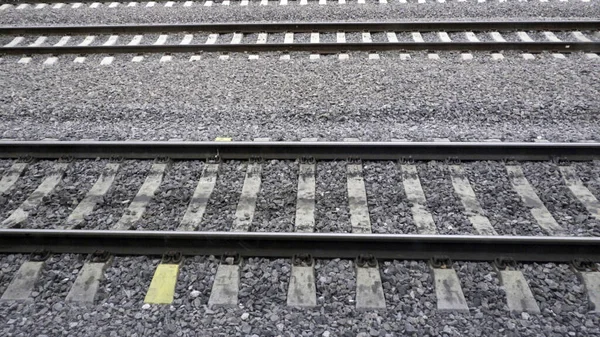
[[1, 21, 598, 55], [1, 141, 599, 262], [2, 21, 599, 34], [2, 42, 597, 54], [0, 141, 599, 161], [0, 230, 598, 262]]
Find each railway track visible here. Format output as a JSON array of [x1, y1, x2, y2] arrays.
[[0, 140, 599, 321], [2, 140, 599, 236], [1, 0, 598, 331], [1, 140, 599, 248], [1, 21, 599, 63]]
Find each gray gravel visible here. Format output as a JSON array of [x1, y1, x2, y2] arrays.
[[0, 254, 27, 297], [472, 31, 495, 42], [574, 161, 600, 201], [200, 160, 245, 231], [421, 31, 440, 42], [314, 161, 351, 233], [345, 32, 363, 43], [520, 162, 600, 237], [2, 255, 600, 335], [1, 3, 597, 25], [448, 32, 470, 42], [252, 160, 297, 232], [79, 160, 153, 230], [0, 159, 14, 176], [394, 31, 415, 42], [31, 254, 85, 302], [501, 31, 523, 42], [519, 263, 600, 335], [556, 30, 600, 42], [524, 31, 551, 42], [1, 0, 599, 335], [0, 254, 86, 336], [463, 161, 546, 236], [2, 159, 598, 234], [293, 32, 311, 43], [137, 160, 204, 230], [0, 160, 52, 224], [1, 56, 597, 142], [455, 262, 506, 315], [371, 32, 388, 43], [241, 32, 258, 44], [320, 32, 337, 43], [364, 161, 416, 234], [26, 159, 107, 229], [269, 31, 286, 43], [417, 161, 476, 235]]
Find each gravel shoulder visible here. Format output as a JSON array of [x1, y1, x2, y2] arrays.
[[1, 3, 597, 25], [1, 57, 597, 142]]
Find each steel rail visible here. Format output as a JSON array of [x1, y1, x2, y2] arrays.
[[1, 21, 598, 34], [1, 141, 599, 161], [2, 42, 598, 55], [0, 229, 598, 262]]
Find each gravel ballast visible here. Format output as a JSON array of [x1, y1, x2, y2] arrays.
[[1, 56, 598, 142], [0, 160, 53, 223], [364, 161, 417, 234], [519, 263, 600, 335], [251, 160, 297, 232], [199, 160, 245, 231], [0, 254, 27, 297], [136, 160, 204, 231], [0, 159, 13, 173], [1, 0, 599, 334], [574, 161, 600, 202], [2, 159, 599, 235], [462, 161, 546, 236], [2, 256, 600, 336], [417, 161, 476, 235], [26, 159, 107, 229], [1, 3, 598, 25], [520, 162, 600, 237], [78, 160, 152, 230], [314, 161, 351, 233]]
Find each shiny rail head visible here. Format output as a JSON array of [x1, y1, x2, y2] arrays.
[[0, 229, 598, 262], [1, 20, 599, 34], [0, 140, 599, 161]]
